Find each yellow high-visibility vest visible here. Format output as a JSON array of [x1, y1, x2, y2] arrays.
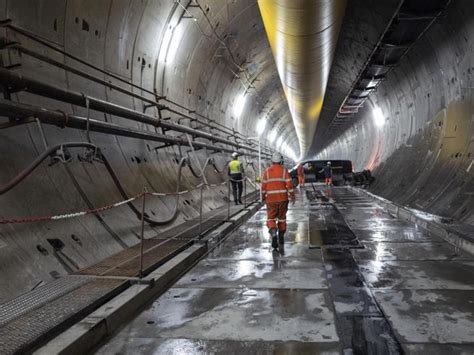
[[228, 160, 242, 174]]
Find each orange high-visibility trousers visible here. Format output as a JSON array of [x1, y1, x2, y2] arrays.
[[298, 175, 305, 185], [325, 177, 332, 185], [266, 201, 289, 232]]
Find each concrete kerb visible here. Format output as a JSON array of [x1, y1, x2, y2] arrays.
[[35, 202, 261, 355], [352, 187, 474, 255], [34, 244, 207, 355]]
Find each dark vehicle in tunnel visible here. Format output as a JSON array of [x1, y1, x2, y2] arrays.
[[2, 0, 474, 353], [290, 160, 353, 186]]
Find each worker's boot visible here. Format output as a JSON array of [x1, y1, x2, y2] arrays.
[[270, 229, 278, 249], [278, 230, 285, 246]]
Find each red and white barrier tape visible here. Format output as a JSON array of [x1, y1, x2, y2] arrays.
[[0, 181, 230, 225], [0, 193, 143, 225]]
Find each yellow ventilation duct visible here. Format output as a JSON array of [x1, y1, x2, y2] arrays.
[[258, 0, 347, 158]]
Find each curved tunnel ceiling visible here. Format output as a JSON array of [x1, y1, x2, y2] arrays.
[[257, 0, 347, 159], [1, 0, 474, 304]]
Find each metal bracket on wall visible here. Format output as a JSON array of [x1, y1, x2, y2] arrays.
[[323, 0, 453, 142], [48, 145, 72, 166], [153, 142, 174, 151]]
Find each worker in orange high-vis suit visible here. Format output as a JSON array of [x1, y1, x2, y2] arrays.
[[297, 163, 305, 187], [261, 152, 296, 249]]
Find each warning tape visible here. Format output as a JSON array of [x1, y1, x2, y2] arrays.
[[0, 193, 143, 225], [0, 181, 230, 225]]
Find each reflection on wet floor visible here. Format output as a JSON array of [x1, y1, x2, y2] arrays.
[[98, 186, 474, 354]]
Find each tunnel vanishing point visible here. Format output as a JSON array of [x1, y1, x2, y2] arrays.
[[1, 0, 474, 354]]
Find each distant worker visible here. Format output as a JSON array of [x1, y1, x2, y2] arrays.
[[228, 152, 244, 204], [320, 161, 333, 186], [297, 163, 305, 187], [262, 152, 295, 249]]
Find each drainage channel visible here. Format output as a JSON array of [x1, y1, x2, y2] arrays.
[[308, 187, 403, 354]]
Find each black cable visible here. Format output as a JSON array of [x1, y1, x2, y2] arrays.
[[0, 142, 187, 226]]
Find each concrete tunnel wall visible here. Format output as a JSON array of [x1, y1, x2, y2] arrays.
[[1, 0, 473, 303], [316, 0, 474, 225], [0, 0, 299, 302]]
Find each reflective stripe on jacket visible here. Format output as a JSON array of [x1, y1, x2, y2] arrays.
[[228, 159, 242, 174], [261, 164, 295, 203]]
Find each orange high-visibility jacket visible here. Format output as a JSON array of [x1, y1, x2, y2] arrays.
[[262, 164, 295, 203], [297, 164, 304, 176]]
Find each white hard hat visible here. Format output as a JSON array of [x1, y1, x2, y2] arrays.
[[327, 161, 331, 165], [232, 152, 238, 158], [272, 152, 283, 163]]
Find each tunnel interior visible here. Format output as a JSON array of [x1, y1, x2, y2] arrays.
[[0, 0, 473, 330]]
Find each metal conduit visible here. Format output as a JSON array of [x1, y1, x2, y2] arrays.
[[0, 28, 273, 155], [0, 142, 97, 194], [0, 98, 265, 159], [257, 0, 347, 158], [1, 22, 249, 143], [0, 68, 265, 156]]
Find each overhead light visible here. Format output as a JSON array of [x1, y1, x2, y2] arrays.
[[280, 142, 297, 162], [256, 118, 266, 135], [166, 23, 184, 64], [267, 129, 277, 143], [276, 136, 283, 148], [373, 106, 385, 127], [233, 92, 247, 118], [158, 25, 174, 64], [286, 147, 297, 162]]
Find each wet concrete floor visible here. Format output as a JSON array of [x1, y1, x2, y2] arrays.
[[97, 186, 474, 354]]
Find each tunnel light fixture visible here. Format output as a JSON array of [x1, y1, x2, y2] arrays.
[[166, 23, 184, 64], [158, 25, 174, 64], [158, 22, 184, 65], [267, 129, 277, 143], [233, 92, 247, 119], [373, 106, 385, 127], [256, 118, 267, 135], [280, 141, 298, 162], [276, 136, 283, 148], [285, 147, 298, 162]]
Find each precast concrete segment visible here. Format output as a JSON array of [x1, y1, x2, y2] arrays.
[[306, 187, 402, 353], [315, 1, 474, 227], [0, 0, 285, 304], [257, 0, 347, 158], [330, 186, 474, 352], [35, 203, 262, 354], [97, 186, 474, 353], [0, 202, 259, 354]]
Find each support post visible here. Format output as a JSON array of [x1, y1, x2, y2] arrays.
[[243, 176, 247, 208], [139, 187, 147, 278], [199, 183, 204, 236], [227, 178, 231, 220], [258, 139, 263, 202]]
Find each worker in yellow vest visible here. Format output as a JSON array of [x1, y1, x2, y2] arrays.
[[228, 152, 244, 204]]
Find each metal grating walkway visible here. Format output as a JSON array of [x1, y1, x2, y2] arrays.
[[0, 278, 123, 354], [0, 202, 254, 354], [0, 275, 91, 328]]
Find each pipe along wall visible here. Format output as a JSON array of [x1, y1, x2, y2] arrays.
[[1, 0, 474, 303], [0, 1, 282, 302]]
